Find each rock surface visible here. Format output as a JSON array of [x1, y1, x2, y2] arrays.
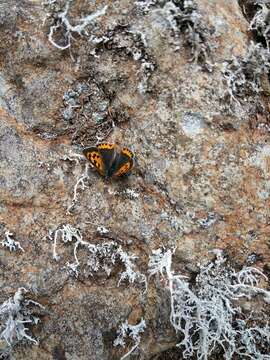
[[0, 0, 270, 359]]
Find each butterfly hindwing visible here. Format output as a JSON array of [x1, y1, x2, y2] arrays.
[[83, 147, 105, 176], [113, 147, 134, 177]]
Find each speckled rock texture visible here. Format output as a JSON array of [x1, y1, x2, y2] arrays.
[[0, 0, 270, 359]]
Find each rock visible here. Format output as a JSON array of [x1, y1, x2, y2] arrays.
[[0, 0, 269, 359]]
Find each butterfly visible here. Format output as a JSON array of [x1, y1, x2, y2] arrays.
[[83, 143, 134, 178]]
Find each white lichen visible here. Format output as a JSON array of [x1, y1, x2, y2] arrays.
[[222, 41, 270, 106], [148, 248, 270, 359], [249, 2, 270, 52], [60, 150, 90, 214], [97, 225, 109, 235], [125, 28, 156, 94], [115, 188, 140, 199], [124, 188, 140, 199], [137, 0, 213, 68], [114, 318, 146, 360], [135, 0, 158, 13], [47, 0, 108, 50], [52, 223, 82, 262], [1, 231, 24, 252], [67, 161, 89, 214], [0, 288, 43, 350], [42, 0, 57, 5], [51, 225, 147, 289], [61, 150, 85, 164]]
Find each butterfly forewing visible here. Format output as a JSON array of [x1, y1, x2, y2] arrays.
[[97, 143, 115, 150], [83, 147, 105, 176]]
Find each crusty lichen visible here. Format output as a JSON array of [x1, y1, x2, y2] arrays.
[[44, 0, 108, 50], [249, 2, 270, 51], [136, 0, 213, 69], [222, 41, 270, 111]]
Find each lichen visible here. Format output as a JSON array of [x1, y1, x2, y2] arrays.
[[50, 224, 147, 290], [114, 318, 146, 360], [91, 26, 156, 94], [44, 0, 108, 50], [1, 231, 24, 253], [136, 0, 213, 69], [249, 2, 270, 51], [149, 248, 270, 359], [222, 41, 270, 111], [0, 288, 43, 357]]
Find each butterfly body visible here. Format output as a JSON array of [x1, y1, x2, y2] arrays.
[[83, 143, 134, 178]]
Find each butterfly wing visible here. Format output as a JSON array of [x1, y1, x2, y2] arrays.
[[83, 147, 105, 176], [83, 144, 133, 178], [112, 147, 134, 177]]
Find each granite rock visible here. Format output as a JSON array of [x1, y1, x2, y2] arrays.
[[0, 0, 269, 359]]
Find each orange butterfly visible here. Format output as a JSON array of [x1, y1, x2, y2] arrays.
[[83, 143, 134, 178]]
